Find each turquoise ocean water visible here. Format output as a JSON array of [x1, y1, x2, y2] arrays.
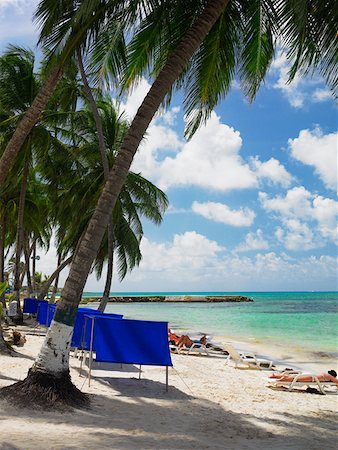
[[82, 292, 338, 355]]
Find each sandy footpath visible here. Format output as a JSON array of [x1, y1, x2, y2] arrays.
[[0, 331, 337, 450]]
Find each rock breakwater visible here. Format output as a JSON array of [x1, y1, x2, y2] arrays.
[[104, 295, 253, 303]]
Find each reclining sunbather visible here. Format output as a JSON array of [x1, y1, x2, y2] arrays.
[[269, 369, 338, 385], [168, 329, 181, 345], [177, 334, 207, 349]]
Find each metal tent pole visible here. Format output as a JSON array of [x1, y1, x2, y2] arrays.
[[79, 316, 87, 376], [88, 317, 95, 387], [166, 366, 169, 392]]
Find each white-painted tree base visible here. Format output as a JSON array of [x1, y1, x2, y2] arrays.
[[34, 320, 73, 374]]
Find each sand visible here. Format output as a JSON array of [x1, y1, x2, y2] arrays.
[[0, 330, 337, 450]]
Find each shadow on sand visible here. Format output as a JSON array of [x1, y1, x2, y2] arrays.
[[0, 369, 336, 449]]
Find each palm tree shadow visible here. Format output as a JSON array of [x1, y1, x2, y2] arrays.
[[0, 383, 337, 450], [0, 372, 19, 382], [97, 376, 192, 400], [0, 443, 21, 450], [10, 350, 35, 361], [73, 362, 188, 400]]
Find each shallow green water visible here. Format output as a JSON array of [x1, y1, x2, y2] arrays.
[[84, 292, 338, 355]]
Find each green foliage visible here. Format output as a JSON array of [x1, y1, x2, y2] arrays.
[[0, 282, 8, 297]]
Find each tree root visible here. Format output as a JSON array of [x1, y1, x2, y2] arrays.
[[0, 369, 90, 410]]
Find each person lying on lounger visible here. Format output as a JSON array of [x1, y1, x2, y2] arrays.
[[168, 329, 181, 345], [177, 334, 207, 349], [269, 369, 338, 385]]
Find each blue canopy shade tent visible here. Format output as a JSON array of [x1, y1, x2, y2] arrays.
[[85, 316, 172, 390], [23, 297, 40, 314], [36, 300, 52, 325], [72, 309, 123, 349]]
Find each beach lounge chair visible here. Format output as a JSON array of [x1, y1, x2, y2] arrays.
[[187, 340, 209, 356], [170, 334, 212, 356], [169, 340, 209, 355], [266, 372, 338, 395], [223, 343, 275, 369]]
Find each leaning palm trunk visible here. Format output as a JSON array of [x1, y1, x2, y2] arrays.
[[0, 0, 229, 408], [36, 256, 72, 300], [77, 48, 115, 313], [50, 254, 62, 303], [0, 65, 62, 187], [98, 235, 115, 312], [31, 240, 37, 295], [19, 238, 36, 289], [23, 241, 33, 296], [0, 218, 6, 311], [13, 156, 30, 313]]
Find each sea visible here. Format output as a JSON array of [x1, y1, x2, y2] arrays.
[[82, 291, 338, 356]]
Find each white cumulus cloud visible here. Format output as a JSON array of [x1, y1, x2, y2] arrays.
[[312, 88, 333, 103], [192, 201, 255, 227], [235, 229, 269, 252], [155, 112, 257, 191], [132, 109, 290, 193], [270, 52, 334, 108], [288, 127, 337, 192], [250, 156, 293, 188], [112, 234, 337, 291], [275, 220, 317, 251], [260, 187, 338, 250]]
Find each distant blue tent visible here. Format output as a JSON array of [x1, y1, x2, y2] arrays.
[[90, 316, 172, 367]]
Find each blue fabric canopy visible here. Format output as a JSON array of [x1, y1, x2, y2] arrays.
[[90, 316, 172, 367], [36, 300, 52, 325], [23, 298, 39, 314], [72, 309, 123, 348]]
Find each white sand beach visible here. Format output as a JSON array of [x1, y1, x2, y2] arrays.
[[0, 330, 337, 450]]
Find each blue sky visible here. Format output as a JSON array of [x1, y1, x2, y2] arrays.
[[1, 0, 337, 292]]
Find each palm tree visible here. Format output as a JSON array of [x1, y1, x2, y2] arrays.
[[1, 0, 337, 408], [37, 99, 167, 308], [0, 47, 56, 310], [0, 0, 134, 185], [0, 0, 336, 187]]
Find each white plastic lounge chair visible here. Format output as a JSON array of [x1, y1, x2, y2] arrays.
[[170, 341, 209, 355], [169, 343, 181, 354], [267, 372, 338, 395], [187, 341, 209, 356], [223, 343, 275, 369]]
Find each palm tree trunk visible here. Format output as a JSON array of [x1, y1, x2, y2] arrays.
[[0, 0, 229, 408], [13, 155, 30, 315], [77, 47, 115, 311], [0, 65, 62, 187], [23, 239, 33, 296], [32, 240, 37, 295], [0, 217, 7, 312], [76, 48, 110, 178], [57, 0, 230, 307], [51, 253, 62, 303], [36, 256, 72, 300], [98, 233, 115, 312], [19, 237, 35, 288]]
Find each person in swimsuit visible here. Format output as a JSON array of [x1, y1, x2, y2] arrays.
[[168, 329, 181, 345], [269, 369, 338, 385], [177, 334, 207, 349]]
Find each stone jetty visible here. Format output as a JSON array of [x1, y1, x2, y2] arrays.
[[105, 295, 253, 303]]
